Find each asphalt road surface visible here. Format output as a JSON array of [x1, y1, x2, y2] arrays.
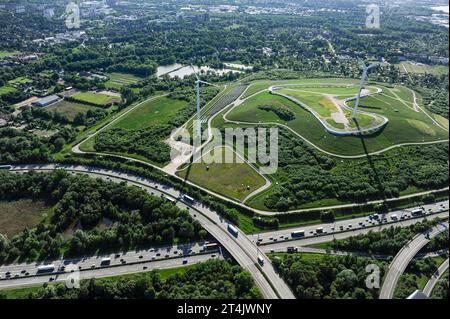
[[3, 164, 448, 299], [6, 164, 295, 299], [0, 253, 221, 290]]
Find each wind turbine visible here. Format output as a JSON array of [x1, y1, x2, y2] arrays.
[[191, 65, 219, 142], [352, 61, 380, 120]]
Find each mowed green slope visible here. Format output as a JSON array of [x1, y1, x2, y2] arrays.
[[112, 96, 187, 130], [227, 84, 448, 156], [177, 147, 266, 201]]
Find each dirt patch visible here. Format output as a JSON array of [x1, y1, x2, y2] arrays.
[[0, 199, 51, 238]]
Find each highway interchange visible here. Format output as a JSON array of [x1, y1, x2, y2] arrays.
[[0, 164, 448, 299]]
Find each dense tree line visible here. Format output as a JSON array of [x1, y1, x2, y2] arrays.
[[0, 127, 75, 163], [327, 220, 444, 256], [395, 257, 448, 299], [272, 253, 386, 299], [0, 259, 261, 299], [0, 171, 205, 262]]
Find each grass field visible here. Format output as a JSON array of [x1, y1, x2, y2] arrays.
[[112, 96, 188, 130], [398, 61, 449, 75], [0, 200, 51, 238], [8, 77, 33, 85], [177, 147, 267, 202], [105, 73, 142, 90], [0, 51, 17, 58], [241, 78, 359, 99], [0, 86, 16, 96], [72, 92, 119, 107], [46, 100, 100, 121], [227, 80, 448, 156]]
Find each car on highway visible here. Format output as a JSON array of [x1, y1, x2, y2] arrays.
[[257, 255, 265, 266]]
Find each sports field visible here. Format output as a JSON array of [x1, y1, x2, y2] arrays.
[[177, 147, 267, 201], [72, 92, 119, 107], [46, 100, 100, 121]]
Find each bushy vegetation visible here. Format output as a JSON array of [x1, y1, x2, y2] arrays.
[[326, 220, 443, 255], [272, 253, 386, 299], [258, 104, 295, 121], [0, 171, 205, 263], [0, 127, 75, 163], [395, 257, 448, 299], [94, 126, 173, 164], [431, 272, 449, 299], [0, 259, 261, 299], [262, 130, 448, 210], [93, 87, 219, 165]]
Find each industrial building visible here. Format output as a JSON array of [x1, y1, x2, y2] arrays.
[[32, 95, 61, 107]]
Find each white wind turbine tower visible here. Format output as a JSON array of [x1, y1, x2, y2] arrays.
[[352, 61, 380, 120], [191, 65, 219, 143]]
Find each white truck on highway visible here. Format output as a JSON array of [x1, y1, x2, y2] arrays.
[[411, 208, 425, 216], [291, 230, 305, 238], [37, 264, 55, 273], [101, 258, 111, 266], [227, 224, 239, 237], [183, 194, 195, 203]]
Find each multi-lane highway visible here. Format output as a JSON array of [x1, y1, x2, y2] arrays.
[[379, 222, 449, 299], [0, 253, 222, 290], [0, 242, 214, 280], [5, 164, 295, 299], [251, 201, 448, 245], [2, 164, 448, 299]]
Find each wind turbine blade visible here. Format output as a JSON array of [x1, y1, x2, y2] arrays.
[[198, 80, 220, 87], [190, 64, 200, 80]]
